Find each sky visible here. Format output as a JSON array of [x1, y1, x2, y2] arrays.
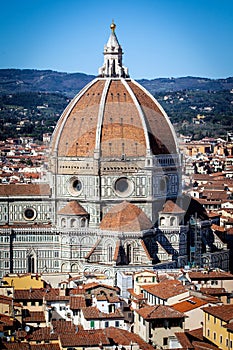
[[0, 0, 233, 79]]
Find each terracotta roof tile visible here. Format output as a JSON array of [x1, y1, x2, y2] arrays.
[[188, 271, 233, 281], [172, 296, 208, 312], [142, 280, 187, 300], [0, 184, 51, 196], [58, 201, 88, 216], [136, 304, 185, 320], [0, 342, 30, 350], [82, 306, 124, 320], [30, 345, 60, 350], [0, 313, 14, 327], [23, 310, 45, 323], [175, 332, 193, 349], [28, 327, 58, 341], [160, 200, 185, 214], [100, 201, 152, 232], [59, 329, 110, 347], [192, 340, 219, 349], [202, 304, 233, 322], [200, 287, 227, 295], [186, 327, 204, 341], [70, 296, 86, 309], [105, 327, 154, 350], [14, 289, 44, 300], [51, 319, 77, 334]]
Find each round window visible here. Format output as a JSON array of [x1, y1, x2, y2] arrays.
[[24, 208, 37, 221], [114, 177, 133, 197], [68, 177, 83, 196], [73, 179, 82, 192]]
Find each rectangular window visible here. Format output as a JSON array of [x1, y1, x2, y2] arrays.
[[214, 317, 216, 324], [90, 320, 94, 329], [207, 329, 210, 337], [115, 321, 119, 327], [163, 338, 168, 346], [213, 332, 216, 340], [105, 321, 109, 328], [220, 335, 222, 344]]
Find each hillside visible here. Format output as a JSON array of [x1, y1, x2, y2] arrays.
[[1, 69, 233, 96]]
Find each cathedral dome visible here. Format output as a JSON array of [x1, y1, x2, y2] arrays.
[[49, 22, 182, 228], [50, 23, 178, 163]]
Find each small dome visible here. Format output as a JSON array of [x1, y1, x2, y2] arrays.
[[58, 201, 88, 216], [100, 201, 153, 232]]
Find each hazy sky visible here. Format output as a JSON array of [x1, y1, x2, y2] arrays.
[[0, 0, 232, 79]]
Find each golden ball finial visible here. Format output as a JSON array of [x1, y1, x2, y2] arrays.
[[110, 21, 116, 32]]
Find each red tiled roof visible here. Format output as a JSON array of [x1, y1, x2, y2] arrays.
[[0, 313, 14, 327], [188, 271, 233, 281], [14, 289, 44, 300], [172, 296, 208, 312], [186, 327, 204, 341], [59, 329, 110, 347], [175, 332, 193, 349], [200, 287, 227, 295], [0, 342, 30, 350], [81, 306, 124, 320], [127, 288, 145, 301], [202, 304, 233, 322], [23, 311, 45, 323], [30, 345, 60, 350], [70, 296, 86, 309], [100, 201, 152, 232], [105, 327, 154, 350], [160, 200, 185, 214], [0, 184, 51, 196], [142, 280, 188, 300], [135, 304, 185, 320], [192, 340, 219, 349], [0, 295, 21, 307], [28, 327, 58, 341], [58, 201, 88, 216], [52, 319, 78, 334]]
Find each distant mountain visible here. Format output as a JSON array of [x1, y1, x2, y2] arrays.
[[138, 76, 233, 94], [0, 69, 233, 96], [0, 69, 95, 97]]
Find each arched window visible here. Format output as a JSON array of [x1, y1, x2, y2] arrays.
[[80, 218, 86, 228], [71, 219, 77, 228], [61, 218, 66, 228], [170, 217, 176, 226], [160, 217, 166, 226], [28, 254, 35, 273]]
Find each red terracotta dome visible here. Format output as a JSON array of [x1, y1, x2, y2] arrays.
[[50, 78, 178, 160], [100, 201, 153, 232]]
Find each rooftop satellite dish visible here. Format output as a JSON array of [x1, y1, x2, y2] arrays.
[[25, 325, 30, 332]]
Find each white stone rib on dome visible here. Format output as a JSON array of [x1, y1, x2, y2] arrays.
[[131, 79, 180, 154], [121, 78, 151, 154]]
